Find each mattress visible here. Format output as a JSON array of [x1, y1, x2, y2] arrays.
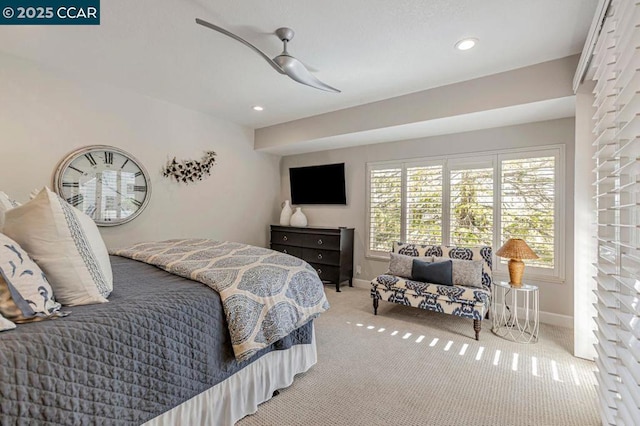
[[0, 256, 314, 425]]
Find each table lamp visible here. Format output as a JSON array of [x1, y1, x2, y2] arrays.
[[496, 238, 539, 287]]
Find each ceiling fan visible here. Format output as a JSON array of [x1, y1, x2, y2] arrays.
[[195, 18, 340, 93]]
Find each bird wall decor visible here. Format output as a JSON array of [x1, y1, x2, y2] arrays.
[[162, 151, 217, 184]]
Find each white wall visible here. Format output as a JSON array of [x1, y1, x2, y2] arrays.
[[0, 52, 280, 249], [280, 118, 576, 323], [256, 56, 578, 152]]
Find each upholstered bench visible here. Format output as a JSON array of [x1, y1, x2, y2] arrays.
[[371, 243, 493, 340]]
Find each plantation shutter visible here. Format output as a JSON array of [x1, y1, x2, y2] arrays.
[[589, 1, 640, 425], [366, 151, 563, 277], [449, 162, 494, 246], [406, 164, 443, 244], [368, 166, 402, 252], [500, 156, 556, 269]]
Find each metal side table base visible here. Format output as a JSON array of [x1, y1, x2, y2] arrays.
[[491, 282, 539, 344]]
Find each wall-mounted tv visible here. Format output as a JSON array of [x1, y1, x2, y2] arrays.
[[289, 163, 346, 205]]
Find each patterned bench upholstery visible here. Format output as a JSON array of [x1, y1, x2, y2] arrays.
[[371, 244, 493, 340]]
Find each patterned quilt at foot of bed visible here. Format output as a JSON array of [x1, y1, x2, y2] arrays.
[[112, 239, 329, 361]]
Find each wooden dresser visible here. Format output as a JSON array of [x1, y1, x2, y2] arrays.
[[270, 225, 354, 292]]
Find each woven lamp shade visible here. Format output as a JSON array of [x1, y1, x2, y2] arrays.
[[496, 239, 539, 286], [496, 239, 539, 260]]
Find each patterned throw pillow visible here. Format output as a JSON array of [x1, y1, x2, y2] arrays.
[[3, 188, 112, 306], [388, 253, 432, 278], [434, 257, 484, 288], [0, 233, 63, 322], [0, 312, 16, 331]]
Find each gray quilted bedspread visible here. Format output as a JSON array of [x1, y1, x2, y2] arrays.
[[112, 239, 329, 362], [0, 256, 314, 425]]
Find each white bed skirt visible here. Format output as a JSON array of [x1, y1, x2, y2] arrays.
[[144, 325, 317, 426]]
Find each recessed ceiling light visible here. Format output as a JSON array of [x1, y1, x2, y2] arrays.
[[252, 105, 264, 111], [455, 38, 478, 51]]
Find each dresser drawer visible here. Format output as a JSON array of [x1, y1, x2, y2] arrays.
[[271, 225, 354, 292], [302, 248, 340, 266], [309, 262, 340, 283], [271, 231, 304, 246], [271, 244, 303, 258], [303, 234, 341, 250]]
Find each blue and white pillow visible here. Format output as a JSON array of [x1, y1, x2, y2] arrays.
[[0, 233, 63, 322], [3, 188, 112, 306]]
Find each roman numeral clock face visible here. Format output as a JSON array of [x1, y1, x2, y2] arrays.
[[54, 146, 151, 226]]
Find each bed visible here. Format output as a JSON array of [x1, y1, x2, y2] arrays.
[[0, 254, 322, 425]]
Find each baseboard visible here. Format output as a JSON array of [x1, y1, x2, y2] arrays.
[[350, 278, 573, 329], [352, 278, 370, 289], [538, 311, 573, 329], [491, 302, 572, 329]]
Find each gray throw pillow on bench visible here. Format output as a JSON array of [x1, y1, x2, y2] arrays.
[[433, 257, 484, 288], [388, 253, 432, 279]]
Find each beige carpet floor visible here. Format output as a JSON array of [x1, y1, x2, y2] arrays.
[[237, 286, 598, 426]]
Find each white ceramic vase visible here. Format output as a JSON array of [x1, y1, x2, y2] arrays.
[[279, 200, 293, 226], [290, 207, 308, 227]]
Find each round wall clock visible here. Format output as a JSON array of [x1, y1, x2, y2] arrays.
[[53, 145, 151, 226]]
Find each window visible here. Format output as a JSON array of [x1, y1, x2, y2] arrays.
[[500, 156, 555, 269], [366, 147, 564, 280], [406, 165, 442, 245], [368, 166, 402, 252], [449, 163, 494, 246]]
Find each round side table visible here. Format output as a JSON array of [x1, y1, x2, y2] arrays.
[[491, 281, 539, 343]]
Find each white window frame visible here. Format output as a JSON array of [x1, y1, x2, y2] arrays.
[[446, 156, 495, 248], [496, 148, 565, 282], [365, 145, 565, 283], [366, 162, 404, 254], [403, 158, 446, 245]]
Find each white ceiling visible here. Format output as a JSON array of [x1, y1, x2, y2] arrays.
[[0, 0, 597, 129]]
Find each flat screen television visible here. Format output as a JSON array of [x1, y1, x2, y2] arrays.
[[289, 163, 346, 205]]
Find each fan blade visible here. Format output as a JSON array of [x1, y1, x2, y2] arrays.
[[195, 18, 285, 75], [273, 54, 341, 93]]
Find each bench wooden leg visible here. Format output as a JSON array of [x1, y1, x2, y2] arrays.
[[373, 298, 378, 315], [473, 319, 481, 341]]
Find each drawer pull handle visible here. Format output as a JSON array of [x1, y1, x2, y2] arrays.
[[317, 254, 323, 260], [317, 268, 322, 275], [283, 236, 288, 241], [283, 249, 288, 254], [317, 239, 323, 245]]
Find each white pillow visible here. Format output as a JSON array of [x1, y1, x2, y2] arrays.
[[0, 191, 20, 230], [3, 187, 112, 306], [0, 312, 16, 332]]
